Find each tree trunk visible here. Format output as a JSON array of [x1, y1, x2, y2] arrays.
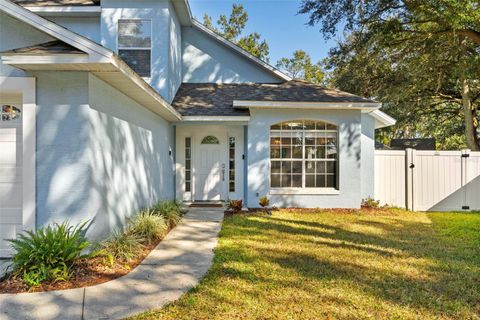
[[461, 78, 479, 151]]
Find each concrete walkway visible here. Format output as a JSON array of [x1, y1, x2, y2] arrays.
[[0, 208, 224, 320]]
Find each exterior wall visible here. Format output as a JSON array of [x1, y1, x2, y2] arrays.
[[0, 12, 55, 77], [100, 0, 179, 102], [247, 108, 363, 208], [181, 27, 282, 83], [361, 113, 375, 199], [175, 124, 245, 202], [88, 74, 175, 239], [47, 16, 101, 43], [34, 72, 94, 229], [168, 1, 182, 101]]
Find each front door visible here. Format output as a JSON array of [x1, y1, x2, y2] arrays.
[[194, 134, 227, 201]]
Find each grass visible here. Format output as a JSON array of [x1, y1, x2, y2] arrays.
[[131, 208, 480, 320]]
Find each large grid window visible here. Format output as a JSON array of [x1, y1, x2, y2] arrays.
[[185, 137, 191, 192], [118, 19, 152, 77], [270, 120, 337, 189], [229, 137, 235, 192]]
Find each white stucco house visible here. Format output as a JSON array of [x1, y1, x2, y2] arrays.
[[0, 0, 395, 256]]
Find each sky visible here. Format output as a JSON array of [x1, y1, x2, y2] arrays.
[[188, 0, 341, 65]]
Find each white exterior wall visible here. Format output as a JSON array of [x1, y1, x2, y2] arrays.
[[361, 113, 376, 199], [47, 16, 101, 43], [88, 74, 175, 239]]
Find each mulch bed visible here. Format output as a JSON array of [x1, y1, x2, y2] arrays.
[[0, 237, 164, 294]]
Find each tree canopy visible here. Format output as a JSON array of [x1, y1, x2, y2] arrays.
[[300, 0, 480, 150], [202, 4, 270, 62], [276, 50, 325, 84]]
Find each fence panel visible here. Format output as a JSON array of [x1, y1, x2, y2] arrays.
[[374, 150, 406, 208], [375, 149, 480, 211]]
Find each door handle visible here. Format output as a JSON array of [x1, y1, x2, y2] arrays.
[[222, 164, 225, 181]]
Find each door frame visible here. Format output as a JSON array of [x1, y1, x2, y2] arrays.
[[0, 77, 36, 256], [192, 128, 228, 201]]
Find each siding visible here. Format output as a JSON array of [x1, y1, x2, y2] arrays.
[[181, 27, 282, 84], [48, 16, 101, 43]]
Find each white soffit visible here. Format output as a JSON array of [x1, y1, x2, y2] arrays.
[[370, 109, 396, 129], [233, 100, 382, 110]]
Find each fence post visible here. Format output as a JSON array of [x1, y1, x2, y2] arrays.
[[405, 148, 416, 211], [461, 149, 471, 210]]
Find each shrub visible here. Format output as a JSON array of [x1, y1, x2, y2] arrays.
[[361, 197, 381, 209], [259, 196, 270, 208], [8, 221, 90, 286], [101, 230, 145, 263], [227, 200, 243, 213], [128, 209, 167, 243], [152, 200, 183, 227]]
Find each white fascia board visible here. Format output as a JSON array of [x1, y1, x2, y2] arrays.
[[171, 0, 193, 26], [181, 116, 250, 122], [191, 20, 292, 82], [233, 100, 381, 110], [24, 6, 101, 16], [369, 109, 396, 129], [0, 0, 111, 60], [1, 55, 90, 64]]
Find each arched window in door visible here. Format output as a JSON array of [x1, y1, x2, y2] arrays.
[[201, 135, 220, 144]]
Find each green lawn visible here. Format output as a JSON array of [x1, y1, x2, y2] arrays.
[[131, 209, 480, 320]]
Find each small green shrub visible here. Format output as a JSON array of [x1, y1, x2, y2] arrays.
[[128, 209, 168, 243], [8, 221, 90, 286], [361, 197, 381, 209], [101, 230, 145, 263], [152, 200, 183, 227], [259, 196, 270, 208], [227, 200, 243, 213]]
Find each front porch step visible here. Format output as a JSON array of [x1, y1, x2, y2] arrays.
[[188, 201, 224, 208]]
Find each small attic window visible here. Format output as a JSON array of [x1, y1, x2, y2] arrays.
[[201, 136, 220, 144], [118, 19, 152, 78]]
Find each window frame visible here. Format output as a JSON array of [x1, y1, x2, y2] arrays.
[[269, 120, 339, 194], [117, 18, 152, 79]]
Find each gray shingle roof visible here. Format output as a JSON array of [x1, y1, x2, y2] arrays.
[[171, 81, 377, 116], [0, 40, 85, 55], [12, 0, 99, 6]]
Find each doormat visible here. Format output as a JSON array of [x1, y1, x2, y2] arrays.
[[190, 203, 224, 208]]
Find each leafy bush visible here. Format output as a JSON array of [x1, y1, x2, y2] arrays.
[[361, 197, 381, 209], [152, 200, 183, 227], [128, 209, 167, 243], [227, 200, 243, 213], [259, 196, 270, 208], [100, 230, 145, 263], [8, 221, 90, 286]]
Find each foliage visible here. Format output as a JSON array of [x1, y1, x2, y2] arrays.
[[276, 50, 325, 84], [299, 0, 480, 150], [202, 4, 270, 61], [258, 196, 270, 208], [128, 209, 168, 244], [227, 200, 243, 213], [101, 230, 145, 263], [361, 197, 381, 209], [130, 209, 480, 320], [8, 221, 90, 287], [152, 200, 183, 227]]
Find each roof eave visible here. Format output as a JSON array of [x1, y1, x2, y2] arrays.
[[370, 109, 397, 129], [233, 100, 382, 110]]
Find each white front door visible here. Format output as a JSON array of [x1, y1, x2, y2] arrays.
[[194, 134, 227, 201]]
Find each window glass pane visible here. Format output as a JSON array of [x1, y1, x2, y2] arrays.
[[229, 148, 235, 159], [292, 146, 302, 159], [271, 123, 281, 130], [1, 105, 21, 122], [185, 159, 191, 168], [292, 161, 302, 174], [306, 174, 315, 187], [281, 147, 291, 159], [326, 175, 336, 188], [229, 137, 235, 192], [271, 147, 281, 159], [306, 161, 315, 174], [185, 170, 191, 181], [292, 175, 302, 187], [281, 161, 292, 173], [271, 161, 281, 174], [305, 147, 316, 159], [316, 147, 326, 159], [326, 161, 336, 174], [271, 137, 281, 145], [201, 135, 220, 144], [118, 20, 151, 48], [271, 174, 281, 187], [317, 161, 326, 174], [326, 123, 337, 130], [316, 175, 327, 188], [327, 141, 337, 159], [119, 49, 151, 77], [186, 148, 191, 159], [185, 138, 191, 148], [281, 137, 292, 145], [316, 121, 326, 130], [304, 120, 316, 130], [185, 182, 191, 192], [305, 137, 315, 145], [281, 174, 291, 187], [230, 182, 235, 192]]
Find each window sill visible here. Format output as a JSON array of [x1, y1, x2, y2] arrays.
[[270, 188, 340, 195]]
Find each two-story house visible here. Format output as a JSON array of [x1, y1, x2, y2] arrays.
[[0, 0, 395, 256]]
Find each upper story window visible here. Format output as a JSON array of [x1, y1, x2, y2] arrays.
[[118, 19, 152, 78], [270, 120, 338, 189], [1, 105, 21, 122]]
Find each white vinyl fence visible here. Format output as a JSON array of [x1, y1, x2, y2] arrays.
[[375, 149, 480, 211]]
